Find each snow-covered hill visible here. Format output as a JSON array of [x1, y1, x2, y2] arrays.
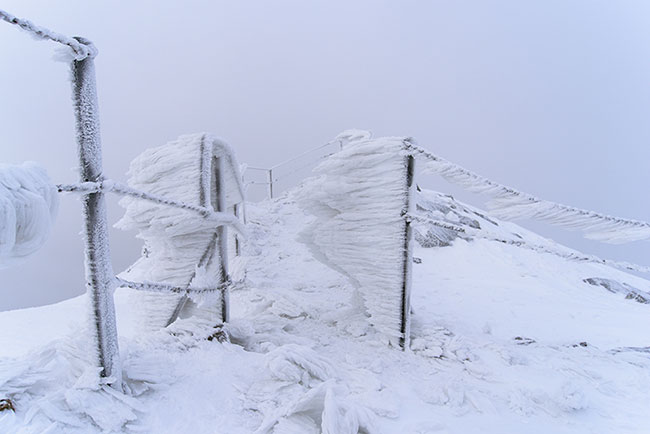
[[2, 184, 650, 433]]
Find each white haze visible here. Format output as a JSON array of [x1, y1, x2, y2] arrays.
[[1, 0, 650, 310]]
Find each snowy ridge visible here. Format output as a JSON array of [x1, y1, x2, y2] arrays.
[[408, 144, 650, 244], [298, 135, 412, 346], [3, 151, 650, 432], [0, 162, 58, 269]]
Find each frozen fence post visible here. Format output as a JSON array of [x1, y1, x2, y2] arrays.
[[212, 156, 230, 322], [399, 153, 415, 350], [71, 37, 122, 388], [298, 133, 416, 349]]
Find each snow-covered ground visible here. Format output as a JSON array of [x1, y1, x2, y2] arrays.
[[2, 182, 650, 433]]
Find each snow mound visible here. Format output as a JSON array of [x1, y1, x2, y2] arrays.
[[0, 162, 58, 269]]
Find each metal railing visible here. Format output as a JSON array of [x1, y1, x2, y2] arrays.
[[1, 9, 245, 389], [242, 140, 343, 201]]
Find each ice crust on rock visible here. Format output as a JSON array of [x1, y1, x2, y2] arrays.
[[298, 133, 411, 346], [0, 162, 58, 268]]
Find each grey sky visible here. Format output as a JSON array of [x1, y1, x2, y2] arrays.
[[2, 1, 650, 311]]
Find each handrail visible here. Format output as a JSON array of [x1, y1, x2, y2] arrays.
[[405, 142, 650, 244], [242, 139, 342, 199], [58, 180, 246, 234], [1, 8, 246, 389], [0, 8, 95, 60], [269, 140, 342, 170]]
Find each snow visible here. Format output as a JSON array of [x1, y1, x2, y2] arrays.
[[2, 151, 650, 433], [0, 162, 58, 269]]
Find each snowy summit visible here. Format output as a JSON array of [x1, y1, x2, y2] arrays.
[[1, 134, 650, 434]]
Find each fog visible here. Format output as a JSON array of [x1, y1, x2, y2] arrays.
[[2, 1, 650, 311]]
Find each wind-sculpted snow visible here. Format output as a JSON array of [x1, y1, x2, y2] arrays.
[[116, 133, 244, 331], [298, 134, 412, 346], [0, 162, 58, 269]]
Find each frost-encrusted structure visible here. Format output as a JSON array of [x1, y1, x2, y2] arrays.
[[0, 162, 58, 268], [408, 144, 650, 244], [299, 133, 413, 347], [116, 133, 245, 331], [0, 8, 96, 61]]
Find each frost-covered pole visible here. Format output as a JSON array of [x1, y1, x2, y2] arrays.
[[71, 38, 122, 388], [213, 157, 230, 322], [268, 169, 274, 199], [399, 154, 415, 350]]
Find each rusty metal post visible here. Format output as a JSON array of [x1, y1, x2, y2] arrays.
[[71, 38, 121, 387]]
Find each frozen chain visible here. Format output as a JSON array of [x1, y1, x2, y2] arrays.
[[0, 8, 96, 60]]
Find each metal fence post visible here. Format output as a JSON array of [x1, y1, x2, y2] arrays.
[[268, 168, 274, 199], [71, 38, 122, 387], [213, 157, 230, 322], [399, 155, 415, 350]]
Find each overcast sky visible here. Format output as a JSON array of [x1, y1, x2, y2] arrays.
[[2, 1, 650, 311]]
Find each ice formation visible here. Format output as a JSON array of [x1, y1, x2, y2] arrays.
[[116, 133, 244, 331], [409, 144, 650, 244], [298, 133, 413, 347], [0, 8, 96, 61], [0, 162, 58, 269]]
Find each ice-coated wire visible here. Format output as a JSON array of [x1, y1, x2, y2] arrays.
[[406, 143, 650, 244], [57, 180, 246, 234], [116, 277, 229, 295], [0, 8, 96, 60]]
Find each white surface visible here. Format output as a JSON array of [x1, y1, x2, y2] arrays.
[[1, 183, 649, 433], [0, 162, 58, 269]]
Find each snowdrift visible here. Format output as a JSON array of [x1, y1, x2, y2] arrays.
[[0, 162, 58, 269]]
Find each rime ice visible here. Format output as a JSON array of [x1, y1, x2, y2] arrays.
[[0, 162, 58, 268]]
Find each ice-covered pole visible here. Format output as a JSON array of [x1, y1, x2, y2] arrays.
[[213, 157, 230, 322], [71, 37, 122, 388], [399, 154, 415, 350]]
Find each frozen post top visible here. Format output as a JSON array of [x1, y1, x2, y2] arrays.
[[299, 132, 414, 348], [0, 9, 97, 61], [0, 162, 59, 269]]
